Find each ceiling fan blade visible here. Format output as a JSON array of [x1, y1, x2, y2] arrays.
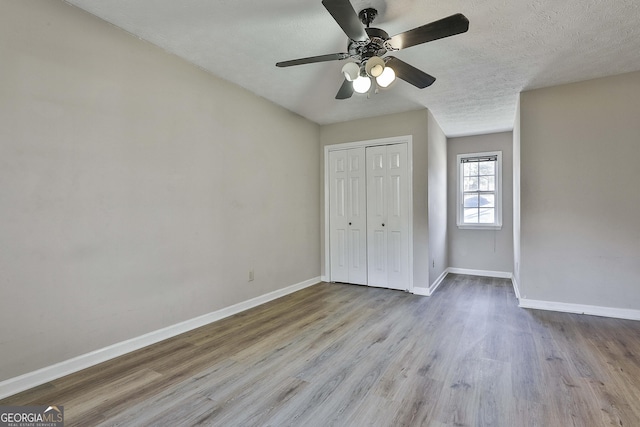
[[386, 56, 436, 88], [335, 79, 354, 99], [276, 52, 350, 67], [322, 0, 368, 42], [388, 13, 469, 50]]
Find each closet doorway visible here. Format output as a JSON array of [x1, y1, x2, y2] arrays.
[[325, 136, 413, 292]]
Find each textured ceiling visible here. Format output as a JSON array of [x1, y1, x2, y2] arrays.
[[65, 0, 640, 136]]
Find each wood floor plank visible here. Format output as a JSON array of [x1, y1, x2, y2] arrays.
[[510, 330, 545, 404], [391, 374, 443, 426], [97, 359, 239, 426], [217, 376, 310, 427], [513, 398, 550, 427], [343, 394, 402, 427], [64, 368, 163, 427], [2, 275, 640, 426]]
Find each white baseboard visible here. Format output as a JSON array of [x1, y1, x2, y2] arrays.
[[413, 268, 513, 297], [511, 276, 521, 300], [428, 269, 449, 295], [447, 267, 513, 279], [0, 277, 320, 400], [519, 298, 640, 321], [412, 287, 430, 296]]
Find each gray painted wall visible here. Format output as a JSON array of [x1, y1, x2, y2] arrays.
[[427, 112, 448, 285], [0, 1, 320, 381], [320, 110, 431, 288], [519, 71, 640, 309], [513, 99, 521, 289], [447, 132, 514, 273]]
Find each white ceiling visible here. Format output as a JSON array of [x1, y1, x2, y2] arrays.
[[65, 0, 640, 136]]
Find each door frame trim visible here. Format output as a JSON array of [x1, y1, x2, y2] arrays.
[[323, 135, 414, 292]]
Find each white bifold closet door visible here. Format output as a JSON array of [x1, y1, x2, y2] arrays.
[[366, 144, 410, 290], [329, 147, 367, 285], [328, 143, 409, 290]]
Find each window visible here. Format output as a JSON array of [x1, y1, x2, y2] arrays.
[[457, 151, 502, 229]]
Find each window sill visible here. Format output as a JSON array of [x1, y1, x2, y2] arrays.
[[457, 224, 503, 230]]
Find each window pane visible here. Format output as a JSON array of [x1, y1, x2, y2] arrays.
[[479, 176, 495, 191], [479, 194, 495, 207], [479, 208, 495, 223], [463, 162, 478, 177], [464, 208, 478, 223], [479, 161, 495, 176], [463, 194, 478, 207], [464, 177, 478, 191], [459, 153, 500, 228]]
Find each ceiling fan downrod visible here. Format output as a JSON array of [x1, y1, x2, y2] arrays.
[[358, 8, 377, 27]]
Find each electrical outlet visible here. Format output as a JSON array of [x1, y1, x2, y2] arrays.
[[249, 269, 254, 282], [432, 260, 435, 268]]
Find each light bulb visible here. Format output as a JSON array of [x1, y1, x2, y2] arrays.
[[376, 66, 396, 88], [365, 56, 385, 77], [371, 64, 383, 77], [353, 76, 372, 93]]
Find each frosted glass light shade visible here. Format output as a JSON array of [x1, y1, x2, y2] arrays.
[[353, 76, 372, 93], [365, 56, 385, 77], [376, 66, 396, 88], [341, 62, 360, 82]]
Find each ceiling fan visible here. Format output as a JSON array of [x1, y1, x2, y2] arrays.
[[276, 0, 469, 99]]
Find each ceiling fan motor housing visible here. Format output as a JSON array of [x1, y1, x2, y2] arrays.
[[348, 27, 391, 61]]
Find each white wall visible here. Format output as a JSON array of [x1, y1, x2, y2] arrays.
[[320, 110, 430, 288], [427, 112, 448, 285], [519, 71, 640, 310], [513, 98, 521, 292], [0, 0, 320, 382], [447, 132, 514, 274]]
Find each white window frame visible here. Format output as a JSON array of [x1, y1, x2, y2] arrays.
[[456, 151, 502, 230]]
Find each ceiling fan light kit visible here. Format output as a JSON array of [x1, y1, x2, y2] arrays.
[[341, 62, 360, 81], [365, 56, 385, 77], [352, 75, 372, 93], [376, 66, 396, 88], [276, 0, 469, 100]]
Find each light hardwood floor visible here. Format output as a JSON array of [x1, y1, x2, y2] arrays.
[[3, 274, 640, 426]]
